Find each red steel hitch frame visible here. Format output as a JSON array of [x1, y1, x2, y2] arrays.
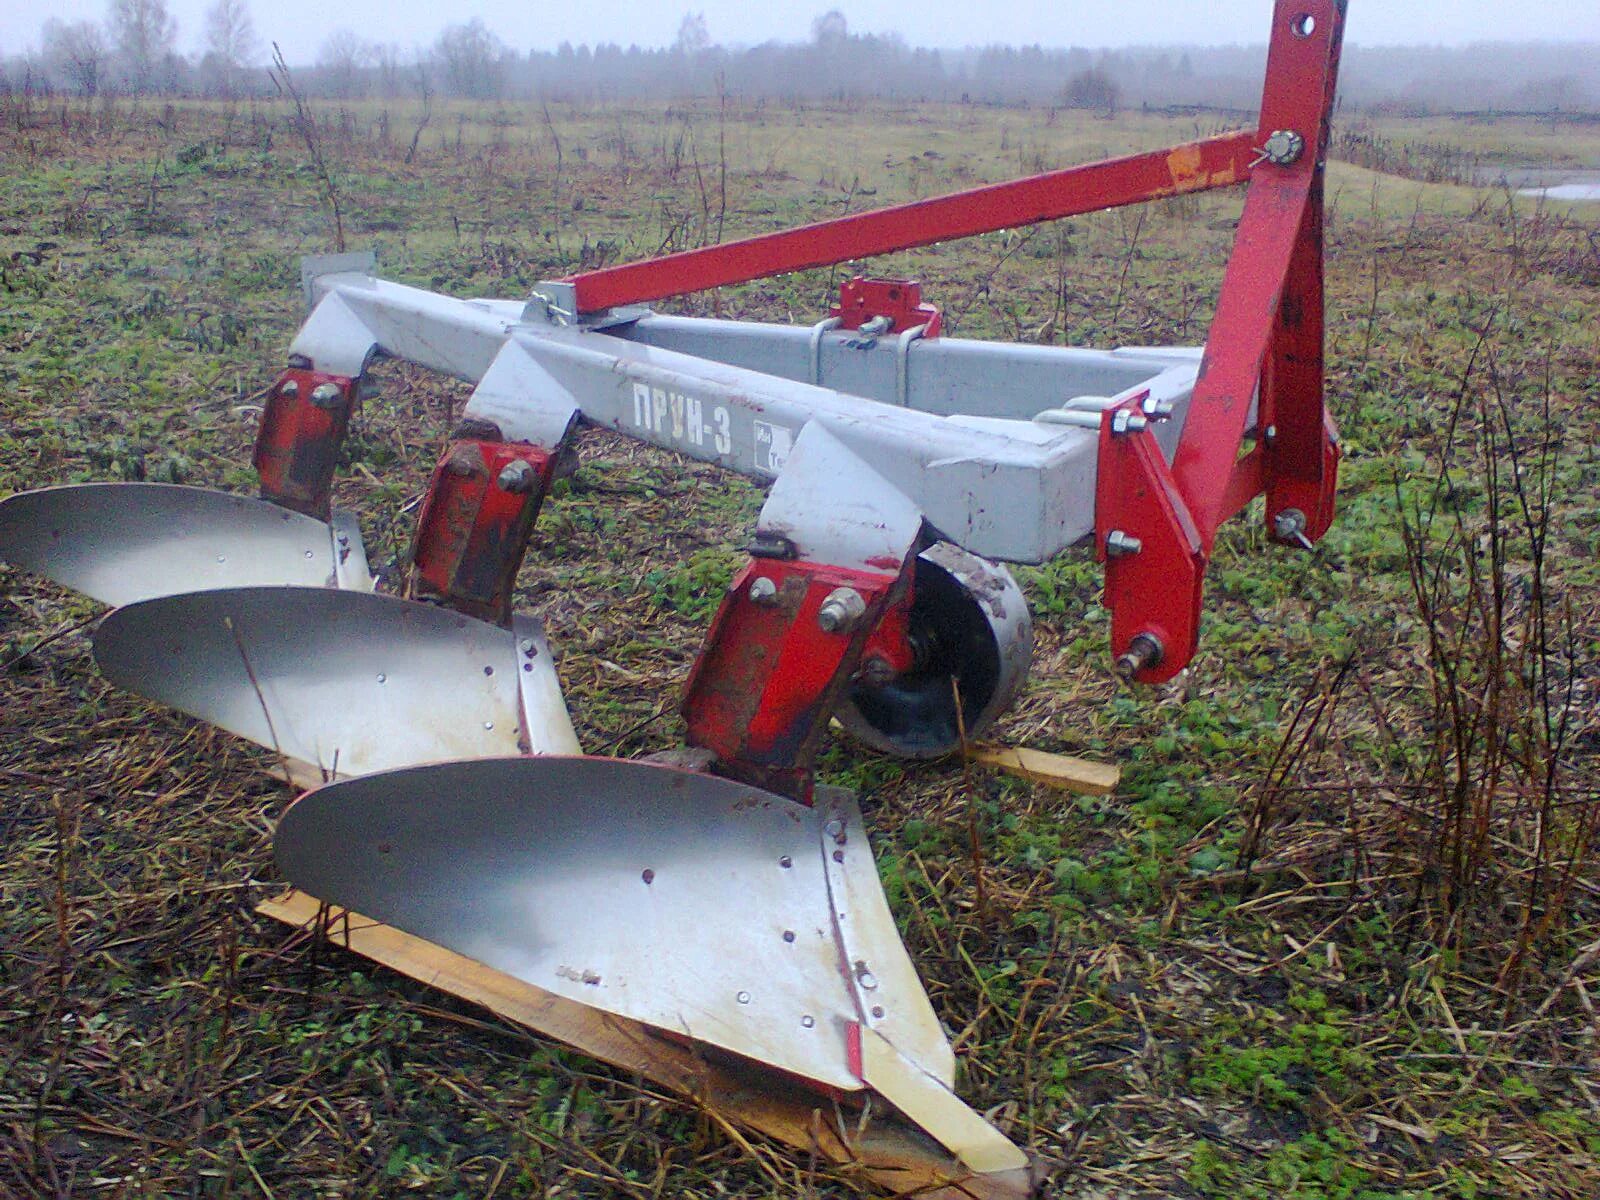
[[561, 0, 1346, 689]]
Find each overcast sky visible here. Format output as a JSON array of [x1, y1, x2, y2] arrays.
[[5, 1, 1599, 59]]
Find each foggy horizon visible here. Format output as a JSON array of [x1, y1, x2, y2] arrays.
[[4, 0, 1600, 62]]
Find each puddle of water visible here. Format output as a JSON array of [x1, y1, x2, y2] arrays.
[[1518, 183, 1600, 202]]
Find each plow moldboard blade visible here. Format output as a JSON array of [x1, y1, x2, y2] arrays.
[[274, 758, 955, 1094], [0, 483, 370, 606], [93, 586, 577, 777]]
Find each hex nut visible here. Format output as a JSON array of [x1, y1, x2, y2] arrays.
[[817, 587, 866, 633], [1105, 530, 1143, 558], [497, 459, 537, 494]]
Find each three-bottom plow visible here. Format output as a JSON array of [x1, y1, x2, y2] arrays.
[[1, 3, 1347, 1193]]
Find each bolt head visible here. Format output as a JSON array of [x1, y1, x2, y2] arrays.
[[446, 448, 481, 477], [278, 379, 300, 400], [308, 382, 344, 409], [497, 459, 537, 494], [1141, 396, 1176, 420], [748, 576, 778, 605], [1263, 129, 1305, 166], [1114, 632, 1165, 681], [1105, 530, 1143, 558], [817, 587, 866, 633], [1112, 410, 1150, 435]]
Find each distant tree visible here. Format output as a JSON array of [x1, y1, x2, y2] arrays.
[[1062, 66, 1121, 116], [674, 11, 710, 56], [42, 19, 109, 97], [371, 42, 406, 96], [201, 0, 256, 95], [811, 10, 848, 44], [433, 18, 506, 99], [317, 28, 371, 98], [108, 0, 177, 93]]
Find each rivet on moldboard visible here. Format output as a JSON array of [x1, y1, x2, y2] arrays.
[[872, 1005, 885, 1019], [833, 849, 844, 863], [783, 930, 796, 943], [376, 673, 386, 684], [801, 1015, 815, 1028], [304, 549, 314, 559], [483, 722, 494, 730], [736, 991, 751, 1005], [641, 869, 655, 884], [778, 855, 792, 869]]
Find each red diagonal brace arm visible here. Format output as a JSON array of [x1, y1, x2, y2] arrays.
[[564, 132, 1256, 313], [1098, 0, 1346, 682], [1171, 0, 1345, 550]]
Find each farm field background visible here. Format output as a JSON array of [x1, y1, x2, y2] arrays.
[[2, 93, 1599, 1198]]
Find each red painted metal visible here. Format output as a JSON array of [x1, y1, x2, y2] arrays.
[[252, 368, 357, 522], [682, 557, 910, 801], [1262, 176, 1341, 544], [407, 439, 556, 625], [1097, 0, 1345, 680], [858, 589, 917, 679], [1095, 399, 1204, 685], [1168, 0, 1345, 550], [564, 0, 1344, 690], [564, 131, 1256, 312], [830, 277, 942, 336]]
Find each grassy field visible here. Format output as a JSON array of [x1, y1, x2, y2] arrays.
[[2, 92, 1599, 1199]]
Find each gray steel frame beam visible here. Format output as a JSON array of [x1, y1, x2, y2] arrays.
[[292, 269, 1204, 564]]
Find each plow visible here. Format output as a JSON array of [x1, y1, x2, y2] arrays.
[[1, 3, 1346, 1194]]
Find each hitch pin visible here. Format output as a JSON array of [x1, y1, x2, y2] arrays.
[[1273, 508, 1315, 551]]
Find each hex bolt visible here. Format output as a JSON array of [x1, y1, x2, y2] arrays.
[[278, 379, 300, 400], [1261, 129, 1305, 166], [497, 459, 537, 494], [748, 576, 779, 606], [445, 448, 481, 477], [1105, 530, 1143, 558], [1141, 396, 1176, 420], [1114, 632, 1165, 681], [817, 587, 866, 633], [1111, 410, 1150, 436], [308, 382, 344, 409]]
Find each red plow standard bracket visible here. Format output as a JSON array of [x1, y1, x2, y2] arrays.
[[552, 0, 1346, 686], [682, 556, 912, 799], [253, 367, 359, 521], [406, 435, 559, 625]]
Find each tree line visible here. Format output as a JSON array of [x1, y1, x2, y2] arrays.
[[5, 4, 1597, 114]]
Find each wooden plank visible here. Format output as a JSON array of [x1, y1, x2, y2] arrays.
[[968, 744, 1120, 796], [257, 890, 1040, 1199]]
